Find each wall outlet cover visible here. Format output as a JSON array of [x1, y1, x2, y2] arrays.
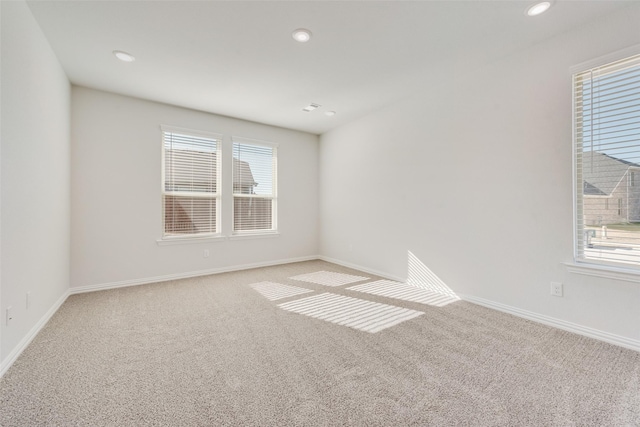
[[551, 282, 563, 297]]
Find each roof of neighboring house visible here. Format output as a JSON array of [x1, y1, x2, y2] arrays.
[[583, 181, 606, 196], [583, 151, 639, 196], [233, 158, 257, 187], [165, 150, 256, 188]]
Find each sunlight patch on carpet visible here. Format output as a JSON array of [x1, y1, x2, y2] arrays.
[[347, 280, 460, 307], [249, 281, 314, 301], [407, 251, 459, 300], [289, 271, 369, 287], [278, 293, 422, 333]]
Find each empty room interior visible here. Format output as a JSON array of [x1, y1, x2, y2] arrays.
[[2, 0, 640, 425]]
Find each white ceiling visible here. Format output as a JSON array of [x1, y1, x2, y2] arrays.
[[27, 0, 631, 135]]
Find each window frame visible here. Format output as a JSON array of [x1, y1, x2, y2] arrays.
[[160, 125, 223, 242], [572, 45, 640, 272], [231, 136, 278, 236]]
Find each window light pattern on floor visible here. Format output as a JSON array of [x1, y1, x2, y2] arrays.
[[347, 280, 460, 307], [249, 281, 314, 301], [289, 271, 369, 287], [407, 251, 459, 299], [278, 293, 422, 333]]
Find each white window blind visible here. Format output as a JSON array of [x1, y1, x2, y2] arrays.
[[162, 128, 221, 237], [232, 138, 277, 233], [574, 53, 640, 267]]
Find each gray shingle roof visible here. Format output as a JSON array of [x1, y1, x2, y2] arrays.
[[233, 158, 257, 187], [582, 151, 639, 196], [165, 150, 257, 190]]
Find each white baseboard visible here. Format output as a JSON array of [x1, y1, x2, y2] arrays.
[[319, 255, 640, 353], [70, 255, 320, 295], [1, 255, 320, 377], [0, 289, 70, 378], [4, 255, 636, 380], [318, 255, 406, 282], [461, 294, 640, 353]]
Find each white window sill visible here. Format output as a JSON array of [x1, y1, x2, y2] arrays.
[[228, 231, 280, 241], [156, 235, 227, 246], [564, 261, 640, 284]]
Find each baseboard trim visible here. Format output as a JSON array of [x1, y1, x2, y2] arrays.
[[0, 289, 70, 378], [461, 294, 640, 353], [319, 255, 640, 353], [4, 255, 636, 380], [318, 255, 406, 283], [1, 256, 319, 378], [70, 255, 320, 295]]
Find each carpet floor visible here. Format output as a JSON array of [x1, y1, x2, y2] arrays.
[[1, 260, 639, 426]]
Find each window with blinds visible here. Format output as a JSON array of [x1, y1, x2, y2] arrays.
[[232, 138, 277, 233], [162, 127, 221, 238], [574, 53, 640, 268]]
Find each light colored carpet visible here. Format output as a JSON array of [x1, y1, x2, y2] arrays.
[[289, 270, 369, 286], [278, 292, 423, 333], [249, 281, 313, 301], [0, 260, 639, 426], [347, 279, 460, 307]]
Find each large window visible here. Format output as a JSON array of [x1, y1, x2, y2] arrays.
[[162, 127, 221, 238], [574, 53, 640, 268], [232, 138, 277, 233]]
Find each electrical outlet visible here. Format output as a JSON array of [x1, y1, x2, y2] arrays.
[[551, 282, 563, 297], [26, 292, 32, 310], [203, 249, 210, 258], [6, 306, 13, 326]]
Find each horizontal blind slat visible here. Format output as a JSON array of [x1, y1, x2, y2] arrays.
[[232, 140, 277, 232], [575, 53, 640, 268], [163, 130, 220, 236]]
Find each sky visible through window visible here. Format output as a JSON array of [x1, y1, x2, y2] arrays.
[[577, 56, 640, 266], [164, 133, 217, 153], [165, 134, 274, 196], [580, 60, 640, 165], [233, 143, 274, 196]]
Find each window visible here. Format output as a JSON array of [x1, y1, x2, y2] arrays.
[[232, 138, 277, 233], [618, 198, 623, 216], [574, 53, 640, 267], [162, 127, 221, 238]]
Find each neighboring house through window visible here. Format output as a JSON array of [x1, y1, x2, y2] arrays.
[[232, 137, 277, 233], [581, 152, 640, 225], [574, 52, 640, 267], [162, 127, 221, 238]]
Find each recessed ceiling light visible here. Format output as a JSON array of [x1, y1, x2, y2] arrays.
[[303, 103, 320, 112], [526, 1, 552, 16], [113, 50, 135, 62], [325, 111, 336, 117], [292, 28, 312, 43]]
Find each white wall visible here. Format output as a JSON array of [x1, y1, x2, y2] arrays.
[[1, 1, 71, 363], [319, 5, 640, 344], [71, 87, 318, 289]]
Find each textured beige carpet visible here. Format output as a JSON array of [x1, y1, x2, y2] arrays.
[[1, 260, 639, 426]]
